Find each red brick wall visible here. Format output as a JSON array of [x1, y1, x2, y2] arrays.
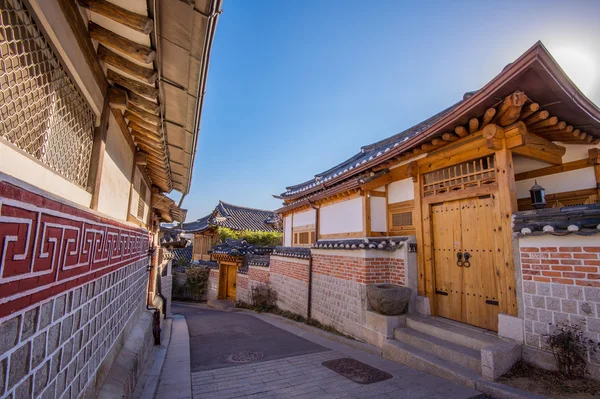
[[271, 258, 309, 282], [521, 246, 600, 287], [248, 267, 269, 284], [312, 254, 406, 286], [238, 274, 249, 289]]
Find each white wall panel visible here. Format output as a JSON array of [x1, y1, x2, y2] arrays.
[[320, 197, 363, 234], [516, 168, 597, 199], [370, 196, 387, 232], [284, 215, 292, 246], [292, 208, 316, 227], [388, 178, 414, 203]]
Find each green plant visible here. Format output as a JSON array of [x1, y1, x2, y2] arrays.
[[217, 227, 282, 247], [181, 266, 209, 301], [250, 284, 277, 311], [545, 322, 600, 378]]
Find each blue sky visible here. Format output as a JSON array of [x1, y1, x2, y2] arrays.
[[175, 0, 600, 221]]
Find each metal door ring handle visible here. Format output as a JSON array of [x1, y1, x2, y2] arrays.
[[456, 261, 463, 267], [463, 261, 471, 268]]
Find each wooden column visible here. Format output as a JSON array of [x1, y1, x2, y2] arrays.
[[492, 145, 518, 316], [413, 174, 428, 299], [363, 192, 372, 237], [590, 149, 600, 196], [87, 96, 110, 210]]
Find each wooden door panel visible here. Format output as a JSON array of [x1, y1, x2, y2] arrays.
[[432, 201, 462, 323], [226, 264, 237, 300]]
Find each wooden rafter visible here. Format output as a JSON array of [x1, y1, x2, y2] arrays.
[[89, 22, 155, 64], [78, 0, 154, 34], [98, 45, 158, 84]]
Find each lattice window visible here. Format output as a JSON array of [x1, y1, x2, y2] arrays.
[[137, 180, 147, 220], [392, 211, 412, 228], [0, 0, 95, 187], [388, 199, 415, 235], [422, 156, 496, 197]]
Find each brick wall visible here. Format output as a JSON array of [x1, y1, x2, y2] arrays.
[[248, 267, 269, 284], [236, 274, 250, 304], [519, 235, 600, 367], [312, 254, 405, 285], [207, 269, 219, 300], [270, 256, 309, 317], [0, 179, 153, 398], [0, 258, 149, 398]]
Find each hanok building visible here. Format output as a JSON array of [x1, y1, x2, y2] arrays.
[[0, 0, 220, 397], [272, 42, 600, 378], [182, 201, 281, 261]]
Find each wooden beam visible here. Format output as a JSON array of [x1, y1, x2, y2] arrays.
[[498, 91, 527, 126], [127, 90, 160, 115], [57, 0, 108, 93], [126, 103, 160, 126], [78, 0, 153, 34], [519, 102, 540, 120], [469, 118, 479, 134], [98, 45, 158, 84], [592, 148, 600, 195], [514, 158, 594, 181], [363, 192, 372, 237], [359, 161, 417, 191], [110, 108, 136, 152], [126, 113, 160, 134], [89, 22, 155, 64], [528, 116, 558, 130], [107, 69, 158, 100], [88, 96, 110, 210], [135, 151, 148, 165], [523, 110, 549, 125], [455, 126, 468, 138], [442, 132, 459, 142], [108, 87, 127, 110], [530, 121, 567, 134], [511, 144, 564, 165], [481, 107, 496, 128]]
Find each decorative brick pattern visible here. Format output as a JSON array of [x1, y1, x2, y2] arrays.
[[520, 245, 600, 364], [0, 258, 148, 398], [0, 182, 150, 318]]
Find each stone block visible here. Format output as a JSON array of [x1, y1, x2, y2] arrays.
[[525, 307, 538, 321], [415, 296, 431, 316], [580, 302, 595, 317], [497, 314, 524, 343], [61, 339, 73, 370], [47, 323, 60, 354], [32, 331, 47, 369], [567, 286, 584, 300], [551, 284, 567, 299], [0, 358, 6, 394], [553, 311, 568, 325], [21, 307, 39, 341], [40, 381, 55, 399], [39, 301, 53, 330], [533, 321, 549, 335], [53, 294, 66, 322], [538, 309, 553, 324], [34, 360, 50, 397], [525, 332, 540, 347], [365, 311, 405, 339], [584, 287, 600, 303], [8, 342, 30, 390], [561, 299, 578, 314], [481, 341, 522, 380], [0, 315, 20, 357], [587, 318, 600, 333], [537, 283, 551, 297], [14, 375, 31, 399], [73, 288, 82, 309], [531, 295, 545, 309], [523, 281, 536, 294], [60, 315, 73, 345], [546, 297, 561, 312], [50, 349, 61, 381]]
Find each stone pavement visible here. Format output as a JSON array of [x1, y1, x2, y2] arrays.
[[155, 315, 192, 399], [170, 302, 484, 399]]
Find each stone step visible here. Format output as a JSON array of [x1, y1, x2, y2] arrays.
[[382, 339, 481, 389], [406, 314, 500, 351], [394, 327, 481, 373]]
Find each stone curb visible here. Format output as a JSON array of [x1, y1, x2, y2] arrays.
[[154, 315, 192, 399], [134, 317, 172, 399]]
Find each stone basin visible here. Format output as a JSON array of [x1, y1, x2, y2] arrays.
[[366, 284, 411, 316]]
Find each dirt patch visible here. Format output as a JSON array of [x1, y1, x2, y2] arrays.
[[499, 361, 600, 398], [322, 358, 392, 384]]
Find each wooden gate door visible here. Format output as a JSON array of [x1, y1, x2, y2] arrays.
[[432, 195, 499, 331], [226, 264, 237, 300]]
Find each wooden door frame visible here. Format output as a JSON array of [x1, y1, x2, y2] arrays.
[[415, 143, 518, 319]]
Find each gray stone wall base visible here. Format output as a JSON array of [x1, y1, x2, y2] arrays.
[[271, 273, 308, 318], [498, 314, 524, 343], [363, 311, 406, 347], [523, 345, 600, 382], [93, 307, 154, 398], [481, 341, 522, 380], [415, 296, 431, 316]]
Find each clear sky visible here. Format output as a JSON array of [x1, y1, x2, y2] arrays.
[[173, 0, 600, 222]]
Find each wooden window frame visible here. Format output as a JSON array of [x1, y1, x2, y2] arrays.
[[387, 199, 415, 235], [292, 224, 316, 247]]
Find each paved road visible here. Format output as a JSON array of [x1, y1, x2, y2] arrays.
[[172, 303, 483, 399]]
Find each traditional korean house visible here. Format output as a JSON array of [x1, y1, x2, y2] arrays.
[[0, 0, 220, 397], [273, 41, 600, 379], [182, 200, 281, 260]]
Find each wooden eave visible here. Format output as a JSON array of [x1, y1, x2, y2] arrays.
[[77, 0, 221, 197], [151, 190, 187, 223], [277, 41, 600, 214]]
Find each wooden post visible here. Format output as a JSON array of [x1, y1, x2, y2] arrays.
[[413, 173, 428, 298], [88, 95, 110, 210], [590, 149, 600, 196], [492, 146, 518, 316], [363, 192, 372, 237]]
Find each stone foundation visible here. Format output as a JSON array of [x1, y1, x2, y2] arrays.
[[236, 273, 251, 304], [207, 269, 219, 300], [270, 256, 309, 317]]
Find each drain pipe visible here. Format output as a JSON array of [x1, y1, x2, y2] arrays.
[[307, 202, 319, 319]]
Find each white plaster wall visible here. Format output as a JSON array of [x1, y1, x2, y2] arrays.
[[388, 178, 414, 204], [513, 155, 552, 174], [292, 208, 316, 227], [518, 234, 600, 248], [370, 196, 387, 232], [516, 167, 597, 199], [284, 215, 292, 246], [0, 140, 92, 207], [320, 197, 363, 235], [560, 144, 599, 163], [97, 113, 134, 221]]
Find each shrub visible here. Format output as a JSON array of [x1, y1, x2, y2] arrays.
[[173, 266, 209, 301], [545, 322, 600, 378], [217, 227, 282, 247], [250, 284, 277, 311]]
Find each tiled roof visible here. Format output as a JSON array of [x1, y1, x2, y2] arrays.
[[171, 247, 193, 264], [313, 237, 410, 251], [272, 247, 311, 259], [513, 204, 600, 236], [160, 228, 189, 247], [248, 254, 270, 267], [209, 239, 275, 256], [181, 201, 282, 234], [277, 99, 464, 199]]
